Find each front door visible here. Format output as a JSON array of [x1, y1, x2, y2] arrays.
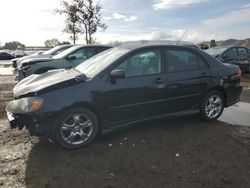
[[237, 47, 250, 72], [100, 48, 167, 125], [222, 47, 238, 64]]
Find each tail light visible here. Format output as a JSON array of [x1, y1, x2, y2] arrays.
[[236, 68, 241, 77]]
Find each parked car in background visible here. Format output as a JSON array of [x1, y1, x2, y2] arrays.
[[14, 49, 25, 58], [16, 45, 112, 81], [6, 44, 242, 149], [24, 50, 44, 56], [205, 46, 250, 73], [12, 44, 73, 68], [0, 51, 14, 60]]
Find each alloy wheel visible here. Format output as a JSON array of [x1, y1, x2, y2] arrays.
[[205, 94, 223, 119], [59, 113, 94, 145]]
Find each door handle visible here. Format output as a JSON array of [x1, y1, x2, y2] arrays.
[[153, 78, 164, 84], [200, 72, 207, 77]]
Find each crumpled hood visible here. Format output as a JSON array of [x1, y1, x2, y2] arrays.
[[17, 53, 51, 63], [17, 57, 53, 68], [14, 69, 86, 98]]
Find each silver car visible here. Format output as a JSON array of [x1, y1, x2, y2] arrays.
[[16, 45, 112, 81], [12, 45, 72, 68]]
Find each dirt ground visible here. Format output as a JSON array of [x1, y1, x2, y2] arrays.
[[1, 116, 250, 188], [0, 82, 14, 119], [241, 74, 250, 88], [0, 74, 250, 188]]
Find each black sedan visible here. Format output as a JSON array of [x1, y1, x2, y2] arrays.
[[0, 51, 14, 60], [205, 46, 250, 73], [6, 44, 242, 149]]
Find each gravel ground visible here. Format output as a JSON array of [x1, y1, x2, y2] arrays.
[[0, 74, 250, 188]]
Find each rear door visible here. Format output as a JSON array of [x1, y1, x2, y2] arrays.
[[163, 48, 211, 113]]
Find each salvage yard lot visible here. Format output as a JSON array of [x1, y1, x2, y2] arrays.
[[1, 117, 250, 188], [0, 70, 250, 188]]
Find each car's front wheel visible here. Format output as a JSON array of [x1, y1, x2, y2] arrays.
[[52, 107, 99, 149], [200, 91, 225, 121]]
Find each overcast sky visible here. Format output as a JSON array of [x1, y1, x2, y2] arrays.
[[0, 0, 250, 46]]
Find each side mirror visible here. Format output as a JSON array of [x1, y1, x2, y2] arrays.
[[110, 69, 125, 79], [67, 55, 76, 60]]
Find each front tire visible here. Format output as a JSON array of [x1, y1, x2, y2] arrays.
[[200, 91, 225, 121], [52, 107, 99, 149]]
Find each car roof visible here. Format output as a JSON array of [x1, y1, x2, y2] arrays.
[[116, 43, 200, 51], [73, 44, 113, 48], [212, 46, 248, 49]]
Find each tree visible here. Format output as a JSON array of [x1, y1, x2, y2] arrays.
[[55, 0, 107, 44], [4, 41, 25, 50], [44, 38, 60, 47], [77, 0, 107, 44], [55, 1, 82, 44], [210, 39, 217, 48]]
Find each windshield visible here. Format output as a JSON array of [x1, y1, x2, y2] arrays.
[[43, 46, 66, 55], [76, 47, 129, 78], [205, 47, 228, 56], [53, 45, 83, 59]]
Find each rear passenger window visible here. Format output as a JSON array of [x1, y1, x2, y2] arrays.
[[165, 49, 198, 72], [197, 55, 209, 69]]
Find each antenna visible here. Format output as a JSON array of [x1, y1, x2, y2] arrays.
[[176, 30, 187, 45]]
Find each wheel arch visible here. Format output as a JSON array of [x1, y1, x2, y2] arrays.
[[55, 102, 102, 130], [205, 86, 227, 103]]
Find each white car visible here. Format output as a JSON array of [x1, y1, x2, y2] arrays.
[[12, 45, 72, 68]]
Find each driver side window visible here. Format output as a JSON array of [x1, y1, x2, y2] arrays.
[[116, 50, 161, 78]]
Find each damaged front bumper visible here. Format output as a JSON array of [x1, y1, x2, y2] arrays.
[[15, 69, 25, 82], [7, 112, 41, 136]]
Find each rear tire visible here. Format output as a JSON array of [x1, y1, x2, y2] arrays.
[[200, 91, 225, 121], [51, 107, 99, 149]]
